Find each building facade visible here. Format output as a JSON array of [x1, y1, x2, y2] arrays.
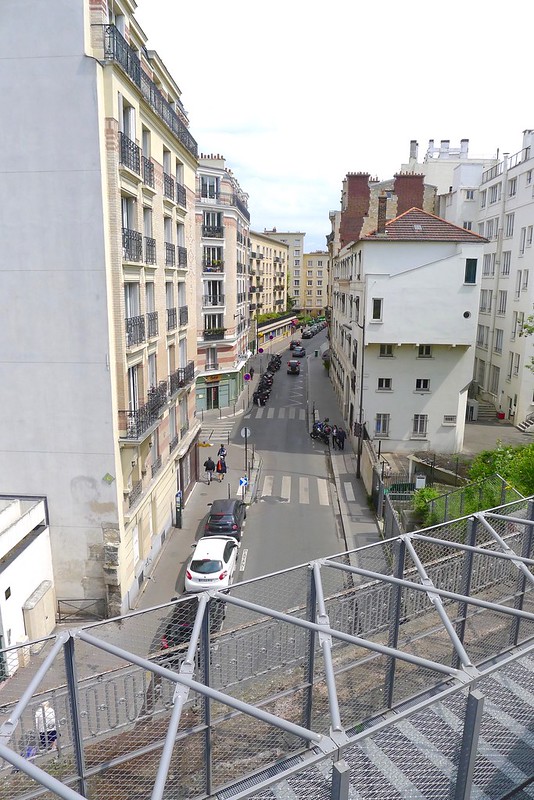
[[249, 231, 288, 317], [195, 155, 251, 411], [263, 229, 306, 311], [301, 251, 329, 316], [1, 0, 200, 616]]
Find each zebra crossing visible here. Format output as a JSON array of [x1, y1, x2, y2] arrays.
[[245, 407, 307, 421], [259, 474, 331, 506], [200, 413, 242, 443]]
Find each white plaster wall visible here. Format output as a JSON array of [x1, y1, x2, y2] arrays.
[[0, 1, 119, 598]]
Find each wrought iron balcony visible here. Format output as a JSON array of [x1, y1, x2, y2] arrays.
[[169, 434, 179, 454], [103, 26, 198, 158], [119, 132, 140, 174], [202, 294, 225, 306], [147, 311, 158, 338], [169, 361, 195, 395], [128, 479, 143, 508], [167, 307, 177, 331], [203, 328, 226, 341], [178, 246, 187, 267], [125, 315, 146, 347], [144, 236, 156, 264], [122, 228, 142, 262], [202, 225, 224, 238], [176, 182, 186, 207], [180, 421, 190, 438], [148, 381, 169, 412], [202, 260, 224, 273], [232, 193, 250, 222], [163, 173, 175, 201], [151, 455, 162, 479], [178, 305, 188, 326], [142, 156, 154, 188], [165, 242, 176, 267]]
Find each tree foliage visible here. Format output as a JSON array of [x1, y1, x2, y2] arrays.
[[468, 442, 534, 496]]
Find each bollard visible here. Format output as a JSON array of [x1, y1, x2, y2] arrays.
[[314, 349, 319, 357]]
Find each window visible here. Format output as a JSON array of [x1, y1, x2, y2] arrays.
[[511, 311, 518, 340], [464, 258, 477, 284], [477, 359, 486, 387], [412, 414, 428, 437], [480, 190, 487, 208], [505, 213, 515, 237], [418, 345, 432, 358], [466, 189, 475, 200], [293, 280, 300, 287], [124, 282, 140, 318], [486, 218, 495, 239], [528, 226, 533, 247], [317, 289, 323, 296], [482, 254, 493, 277], [201, 175, 219, 199], [477, 324, 488, 348], [489, 183, 501, 204], [148, 352, 157, 389], [307, 280, 313, 286], [522, 270, 529, 290], [377, 378, 392, 391], [527, 170, 533, 185], [375, 413, 390, 437], [515, 271, 522, 298], [501, 250, 511, 275], [508, 177, 517, 197], [415, 378, 430, 392], [514, 353, 520, 375], [490, 365, 500, 394], [371, 298, 383, 321], [463, 221, 473, 230], [478, 222, 485, 237], [294, 270, 300, 277], [494, 329, 503, 354], [497, 290, 507, 314], [443, 415, 457, 425], [479, 289, 492, 312], [307, 270, 313, 277], [520, 227, 527, 255], [379, 344, 393, 357]]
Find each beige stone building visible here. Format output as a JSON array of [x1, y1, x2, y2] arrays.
[[249, 232, 289, 321], [263, 229, 305, 311], [301, 251, 329, 316], [1, 0, 200, 615]]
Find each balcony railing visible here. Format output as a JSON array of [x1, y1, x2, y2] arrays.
[[147, 311, 158, 338], [165, 242, 176, 267], [163, 173, 175, 201], [128, 479, 143, 508], [167, 307, 177, 331], [169, 434, 179, 454], [176, 182, 186, 207], [122, 228, 142, 262], [202, 260, 224, 273], [202, 294, 225, 306], [177, 246, 187, 267], [125, 315, 146, 347], [274, 298, 285, 306], [103, 26, 198, 158], [203, 328, 226, 341], [151, 455, 162, 479], [119, 132, 140, 174], [169, 361, 195, 395], [180, 421, 189, 438], [142, 156, 154, 188], [202, 225, 224, 238], [178, 305, 189, 326], [144, 236, 156, 264]]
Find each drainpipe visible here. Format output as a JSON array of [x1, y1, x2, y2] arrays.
[[486, 153, 508, 408]]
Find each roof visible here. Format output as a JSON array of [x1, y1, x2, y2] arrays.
[[365, 207, 488, 242]]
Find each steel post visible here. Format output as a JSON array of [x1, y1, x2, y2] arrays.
[[454, 689, 484, 800]]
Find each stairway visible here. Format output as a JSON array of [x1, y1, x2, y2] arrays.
[[517, 415, 534, 433], [476, 400, 498, 421]]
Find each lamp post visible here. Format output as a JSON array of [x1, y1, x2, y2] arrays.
[[356, 314, 365, 479]]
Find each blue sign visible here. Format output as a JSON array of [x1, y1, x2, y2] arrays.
[[176, 491, 182, 499], [239, 476, 248, 487]]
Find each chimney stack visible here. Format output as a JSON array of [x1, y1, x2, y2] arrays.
[[409, 140, 418, 160], [377, 195, 387, 234]]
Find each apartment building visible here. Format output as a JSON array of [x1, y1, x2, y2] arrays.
[[249, 231, 288, 317], [263, 229, 305, 310], [1, 0, 199, 616], [330, 200, 486, 453], [301, 251, 328, 316], [195, 155, 251, 411]]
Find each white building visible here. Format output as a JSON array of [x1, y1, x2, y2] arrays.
[[331, 204, 486, 453], [0, 497, 54, 678]]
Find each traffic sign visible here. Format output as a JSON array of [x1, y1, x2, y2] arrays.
[[239, 476, 248, 487], [240, 427, 251, 439], [269, 334, 274, 340], [258, 347, 264, 353], [176, 490, 182, 499], [244, 372, 251, 381]]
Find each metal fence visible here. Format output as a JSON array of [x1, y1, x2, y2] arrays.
[[0, 498, 533, 799]]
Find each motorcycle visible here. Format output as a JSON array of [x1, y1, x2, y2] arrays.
[[310, 428, 330, 444]]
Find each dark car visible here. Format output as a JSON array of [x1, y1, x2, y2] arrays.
[[301, 329, 313, 339], [292, 345, 306, 358], [287, 359, 301, 375], [152, 594, 226, 669], [289, 339, 301, 350], [204, 498, 246, 541]]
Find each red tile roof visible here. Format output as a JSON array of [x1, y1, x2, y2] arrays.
[[365, 207, 488, 242]]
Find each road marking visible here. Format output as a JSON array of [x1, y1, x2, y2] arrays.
[[256, 406, 265, 417], [262, 475, 274, 496], [317, 478, 329, 505], [266, 407, 275, 419], [299, 476, 310, 504], [344, 482, 355, 501], [278, 407, 286, 418], [239, 548, 248, 572], [288, 407, 296, 419], [281, 475, 291, 501]]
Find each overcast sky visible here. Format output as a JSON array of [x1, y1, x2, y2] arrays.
[[136, 0, 531, 252]]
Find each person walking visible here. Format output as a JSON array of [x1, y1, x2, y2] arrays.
[[203, 456, 215, 484], [35, 701, 57, 751], [249, 366, 255, 379], [331, 424, 338, 449], [336, 427, 346, 451], [217, 444, 227, 461], [216, 458, 227, 482]]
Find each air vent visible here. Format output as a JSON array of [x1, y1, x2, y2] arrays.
[[413, 224, 422, 232]]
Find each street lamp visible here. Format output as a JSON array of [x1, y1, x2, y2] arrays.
[[356, 314, 365, 479]]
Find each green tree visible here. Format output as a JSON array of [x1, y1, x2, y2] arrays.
[[468, 442, 534, 495]]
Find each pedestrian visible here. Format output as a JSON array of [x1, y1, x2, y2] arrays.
[[216, 458, 227, 482], [336, 427, 346, 451], [35, 701, 57, 751], [203, 456, 215, 484], [249, 366, 255, 379], [331, 424, 338, 449], [217, 444, 227, 460]]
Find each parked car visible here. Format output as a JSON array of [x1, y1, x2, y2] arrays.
[[301, 329, 313, 339], [289, 339, 301, 350], [151, 594, 226, 669], [287, 359, 301, 375], [292, 345, 306, 358], [185, 536, 239, 593], [204, 497, 247, 541]]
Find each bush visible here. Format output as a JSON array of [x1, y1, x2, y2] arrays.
[[413, 486, 441, 526]]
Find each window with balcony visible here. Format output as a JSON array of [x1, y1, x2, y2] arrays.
[[203, 246, 223, 271], [203, 210, 223, 237], [128, 365, 139, 411]]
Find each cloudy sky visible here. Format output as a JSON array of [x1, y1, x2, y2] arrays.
[[136, 0, 531, 252]]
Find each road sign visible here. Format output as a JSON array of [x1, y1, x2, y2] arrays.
[[239, 476, 248, 487], [244, 373, 251, 381], [240, 427, 251, 439], [176, 490, 182, 499], [258, 347, 264, 353], [269, 334, 274, 340]]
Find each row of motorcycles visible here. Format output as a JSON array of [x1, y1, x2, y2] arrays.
[[310, 419, 332, 445], [252, 355, 282, 406]]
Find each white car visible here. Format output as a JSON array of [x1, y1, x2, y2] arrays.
[[184, 536, 239, 593]]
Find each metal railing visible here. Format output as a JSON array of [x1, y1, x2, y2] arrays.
[[119, 132, 140, 173], [166, 307, 177, 331], [202, 294, 225, 306], [125, 315, 145, 347], [176, 182, 186, 207], [122, 228, 142, 262], [142, 155, 154, 188], [163, 173, 175, 201], [202, 225, 224, 238], [164, 242, 175, 267], [144, 236, 156, 264], [178, 305, 188, 326], [146, 311, 158, 338], [202, 328, 226, 341], [150, 455, 162, 479], [177, 246, 187, 267]]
